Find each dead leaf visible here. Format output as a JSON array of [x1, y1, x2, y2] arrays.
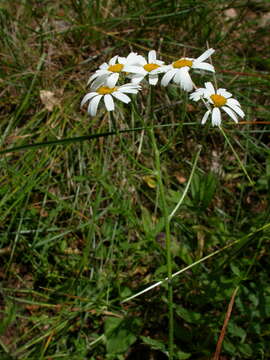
[[40, 90, 60, 111], [142, 175, 157, 188], [174, 172, 187, 184], [260, 12, 270, 27], [186, 103, 196, 112], [224, 8, 237, 19]]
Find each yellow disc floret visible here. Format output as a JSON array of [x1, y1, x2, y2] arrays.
[[210, 94, 227, 107], [173, 59, 193, 69], [143, 63, 160, 72], [97, 86, 117, 95], [108, 64, 124, 72]]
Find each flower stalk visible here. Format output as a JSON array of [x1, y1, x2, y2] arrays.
[[147, 86, 174, 359]]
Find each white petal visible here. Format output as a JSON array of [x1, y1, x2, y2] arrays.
[[131, 75, 145, 84], [155, 60, 164, 66], [104, 94, 115, 111], [118, 87, 139, 94], [148, 50, 156, 63], [189, 88, 205, 102], [88, 95, 103, 116], [124, 65, 145, 74], [222, 106, 238, 123], [106, 73, 119, 87], [109, 55, 118, 65], [227, 103, 245, 118], [137, 55, 147, 65], [90, 75, 109, 90], [179, 68, 193, 92], [203, 90, 213, 98], [118, 56, 127, 64], [148, 74, 159, 85], [205, 82, 215, 93], [189, 91, 199, 102], [100, 62, 108, 70], [87, 70, 108, 84], [81, 92, 98, 107], [226, 98, 241, 108], [212, 107, 221, 126], [126, 52, 138, 62], [192, 62, 215, 72], [119, 83, 141, 89], [217, 88, 232, 98], [87, 72, 99, 84], [126, 53, 145, 65], [195, 48, 215, 63], [151, 65, 168, 74], [136, 57, 147, 66], [112, 91, 131, 104], [201, 109, 211, 124], [172, 69, 180, 84], [161, 69, 177, 86]]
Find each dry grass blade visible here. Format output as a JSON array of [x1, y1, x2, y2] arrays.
[[212, 287, 239, 360]]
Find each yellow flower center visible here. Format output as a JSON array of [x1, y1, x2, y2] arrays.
[[173, 59, 193, 68], [107, 64, 124, 72], [210, 94, 227, 107], [143, 63, 160, 72], [97, 86, 117, 95]]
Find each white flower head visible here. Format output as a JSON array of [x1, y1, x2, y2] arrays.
[[161, 48, 215, 92], [88, 53, 145, 89], [190, 82, 245, 126], [81, 77, 141, 116], [129, 50, 167, 85]]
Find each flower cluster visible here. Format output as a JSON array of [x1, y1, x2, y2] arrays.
[[81, 48, 244, 126]]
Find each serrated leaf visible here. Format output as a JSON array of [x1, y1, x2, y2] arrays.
[[140, 336, 167, 353]]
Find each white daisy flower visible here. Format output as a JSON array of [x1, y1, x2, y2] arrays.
[[189, 82, 245, 126], [81, 77, 141, 116], [88, 53, 145, 88], [161, 48, 215, 92], [129, 50, 166, 85]]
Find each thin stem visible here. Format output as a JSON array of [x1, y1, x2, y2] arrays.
[[147, 86, 174, 359], [169, 146, 201, 221], [219, 126, 254, 186], [149, 128, 174, 359]]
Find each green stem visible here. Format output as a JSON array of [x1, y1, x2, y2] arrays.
[[169, 146, 201, 221], [219, 126, 254, 186], [147, 86, 174, 359], [150, 129, 174, 358]]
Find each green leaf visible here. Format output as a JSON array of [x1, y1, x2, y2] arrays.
[[176, 306, 201, 324], [140, 336, 167, 353], [228, 322, 246, 340], [190, 172, 217, 211], [176, 350, 192, 359], [178, 242, 193, 265], [104, 317, 141, 355], [259, 295, 270, 317], [238, 343, 253, 357], [230, 262, 242, 277], [223, 339, 237, 354]]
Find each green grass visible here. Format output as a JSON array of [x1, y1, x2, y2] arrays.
[[1, 0, 270, 359]]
